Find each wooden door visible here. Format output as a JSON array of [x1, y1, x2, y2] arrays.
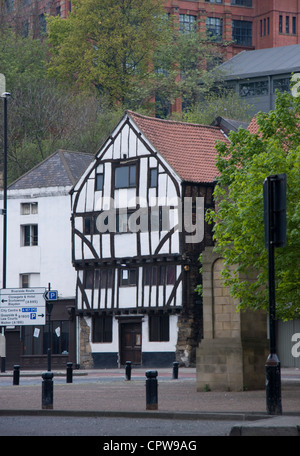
[[120, 322, 142, 365]]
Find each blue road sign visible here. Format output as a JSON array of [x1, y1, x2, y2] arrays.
[[45, 290, 58, 301]]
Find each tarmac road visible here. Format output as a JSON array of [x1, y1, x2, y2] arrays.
[[0, 414, 239, 436]]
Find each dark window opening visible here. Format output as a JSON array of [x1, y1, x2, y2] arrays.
[[149, 314, 170, 342], [22, 321, 69, 355], [92, 315, 112, 343], [120, 268, 137, 286]]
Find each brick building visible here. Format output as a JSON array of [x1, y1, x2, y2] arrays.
[[2, 1, 300, 55], [165, 0, 300, 59]]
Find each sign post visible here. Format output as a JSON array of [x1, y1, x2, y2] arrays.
[[263, 173, 286, 415], [44, 284, 58, 372]]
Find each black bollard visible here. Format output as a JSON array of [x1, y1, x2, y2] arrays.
[[42, 372, 54, 409], [265, 354, 282, 415], [13, 365, 20, 385], [172, 361, 179, 379], [66, 362, 73, 383], [125, 361, 132, 381], [145, 370, 158, 410]]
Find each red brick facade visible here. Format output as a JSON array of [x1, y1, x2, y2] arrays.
[[165, 0, 300, 59], [2, 1, 300, 55]]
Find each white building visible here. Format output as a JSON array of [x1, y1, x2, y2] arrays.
[[0, 150, 93, 369]]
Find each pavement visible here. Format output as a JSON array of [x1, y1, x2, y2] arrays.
[[0, 366, 300, 436]]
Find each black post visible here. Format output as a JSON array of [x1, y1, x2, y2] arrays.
[[42, 372, 54, 409], [172, 361, 179, 379], [13, 365, 20, 385], [125, 361, 132, 381], [66, 362, 73, 383], [263, 175, 285, 415], [2, 94, 8, 290], [145, 370, 158, 410], [1, 93, 10, 374], [46, 284, 53, 372]]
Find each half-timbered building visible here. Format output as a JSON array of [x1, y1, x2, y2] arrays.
[[71, 111, 229, 368]]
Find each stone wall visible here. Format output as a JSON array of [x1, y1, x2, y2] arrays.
[[196, 247, 269, 391], [79, 316, 93, 368]]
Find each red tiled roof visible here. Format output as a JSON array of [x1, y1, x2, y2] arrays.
[[247, 115, 260, 135], [127, 111, 229, 183]]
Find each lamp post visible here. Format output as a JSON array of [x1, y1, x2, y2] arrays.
[[0, 79, 10, 372], [1, 92, 10, 290]]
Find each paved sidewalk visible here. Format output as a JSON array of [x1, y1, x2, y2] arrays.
[[0, 367, 299, 435]]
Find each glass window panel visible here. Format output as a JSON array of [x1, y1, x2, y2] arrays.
[[159, 266, 165, 285], [96, 173, 104, 191], [23, 225, 31, 246], [115, 166, 129, 188], [144, 266, 151, 285], [85, 270, 94, 289], [167, 265, 175, 285], [84, 216, 91, 235], [32, 225, 38, 245], [150, 168, 158, 187], [129, 165, 136, 187], [21, 203, 30, 215], [94, 269, 100, 288]]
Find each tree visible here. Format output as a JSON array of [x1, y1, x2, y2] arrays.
[[0, 25, 122, 183], [0, 25, 47, 90], [180, 88, 254, 125], [47, 0, 168, 105], [47, 1, 227, 113], [6, 80, 122, 182], [202, 90, 300, 321]]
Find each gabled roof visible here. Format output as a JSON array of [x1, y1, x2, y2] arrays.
[[127, 111, 229, 183], [219, 43, 300, 80], [9, 150, 94, 190]]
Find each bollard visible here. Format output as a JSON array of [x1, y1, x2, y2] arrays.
[[125, 361, 132, 381], [13, 365, 20, 385], [265, 354, 282, 415], [66, 362, 73, 383], [172, 361, 179, 379], [42, 372, 54, 409], [145, 370, 158, 410]]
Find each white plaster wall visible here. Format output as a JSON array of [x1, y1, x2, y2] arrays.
[[0, 187, 76, 298], [142, 314, 178, 353]]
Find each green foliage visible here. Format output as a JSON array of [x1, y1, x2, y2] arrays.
[[0, 25, 123, 183], [181, 89, 254, 125], [205, 91, 300, 320], [47, 2, 228, 113], [0, 26, 47, 91], [47, 0, 169, 104]]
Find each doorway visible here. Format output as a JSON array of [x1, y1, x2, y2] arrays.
[[120, 322, 142, 366]]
